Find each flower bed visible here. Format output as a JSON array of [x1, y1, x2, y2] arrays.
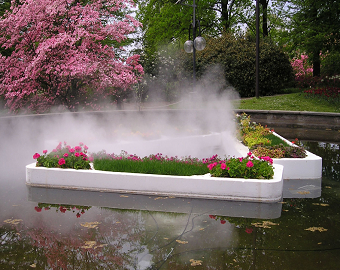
[[26, 163, 284, 202], [27, 142, 283, 202], [236, 113, 322, 179]]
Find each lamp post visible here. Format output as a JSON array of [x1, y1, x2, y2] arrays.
[[176, 0, 206, 88]]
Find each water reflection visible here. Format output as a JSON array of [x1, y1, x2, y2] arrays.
[[1, 141, 340, 269]]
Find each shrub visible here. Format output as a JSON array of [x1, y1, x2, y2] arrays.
[[321, 51, 340, 77], [182, 33, 294, 97]]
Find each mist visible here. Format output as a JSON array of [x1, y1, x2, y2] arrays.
[[0, 65, 241, 180]]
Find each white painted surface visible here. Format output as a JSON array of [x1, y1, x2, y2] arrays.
[[26, 163, 284, 203], [270, 132, 322, 179]]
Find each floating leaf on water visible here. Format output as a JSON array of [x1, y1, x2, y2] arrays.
[[81, 241, 97, 249], [199, 228, 205, 231], [80, 222, 101, 228], [312, 203, 329, 207], [190, 259, 202, 266], [176, 240, 188, 244], [30, 263, 36, 268], [120, 195, 129, 198], [251, 221, 279, 228], [325, 186, 332, 189], [305, 227, 328, 232], [4, 219, 22, 225], [297, 191, 310, 195]]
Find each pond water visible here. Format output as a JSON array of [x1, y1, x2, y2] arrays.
[[0, 115, 339, 269]]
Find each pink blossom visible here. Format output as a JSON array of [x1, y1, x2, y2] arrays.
[[221, 163, 226, 170], [69, 148, 75, 153], [75, 152, 80, 157], [247, 151, 252, 156], [63, 153, 69, 157], [246, 161, 254, 168], [0, 0, 143, 113], [74, 146, 82, 151], [33, 153, 40, 159], [238, 157, 243, 162], [43, 150, 47, 154], [34, 206, 42, 212], [245, 228, 253, 234], [84, 145, 88, 150], [58, 158, 66, 166]]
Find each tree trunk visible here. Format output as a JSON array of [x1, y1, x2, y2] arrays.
[[221, 0, 230, 30], [312, 50, 321, 77]]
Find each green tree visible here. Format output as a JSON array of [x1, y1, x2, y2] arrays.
[[282, 0, 340, 77]]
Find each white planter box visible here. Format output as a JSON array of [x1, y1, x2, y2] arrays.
[[269, 132, 322, 180], [26, 163, 284, 203]]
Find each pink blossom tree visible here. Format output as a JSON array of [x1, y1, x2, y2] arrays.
[[0, 0, 144, 113]]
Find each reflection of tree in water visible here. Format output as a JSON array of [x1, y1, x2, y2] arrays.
[[302, 141, 340, 181], [1, 209, 147, 269]]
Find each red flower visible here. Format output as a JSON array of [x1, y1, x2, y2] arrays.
[[245, 228, 253, 234], [34, 206, 42, 212], [220, 220, 226, 224], [58, 158, 66, 166], [76, 213, 81, 218], [246, 161, 254, 168], [59, 206, 67, 213], [33, 153, 40, 159], [209, 215, 216, 219]]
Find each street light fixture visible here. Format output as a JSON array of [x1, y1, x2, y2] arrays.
[[176, 0, 206, 88]]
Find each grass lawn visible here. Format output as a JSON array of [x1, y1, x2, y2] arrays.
[[237, 91, 340, 113]]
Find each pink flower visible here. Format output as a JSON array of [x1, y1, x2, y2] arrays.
[[75, 152, 80, 157], [34, 206, 42, 212], [227, 167, 230, 170], [247, 151, 252, 156], [33, 153, 40, 159], [63, 153, 69, 157], [75, 146, 82, 151], [238, 157, 243, 162], [69, 148, 75, 153], [208, 162, 217, 170], [58, 158, 65, 166], [246, 161, 254, 168], [43, 150, 47, 154], [59, 206, 67, 213], [84, 145, 88, 150], [245, 228, 253, 234], [221, 163, 226, 170], [79, 142, 84, 146]]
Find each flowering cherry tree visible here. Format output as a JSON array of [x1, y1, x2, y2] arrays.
[[0, 0, 143, 112]]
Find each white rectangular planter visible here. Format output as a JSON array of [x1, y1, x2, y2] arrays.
[[26, 163, 284, 203], [269, 132, 322, 180]]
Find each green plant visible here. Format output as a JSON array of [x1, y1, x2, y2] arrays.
[[208, 153, 274, 179], [237, 113, 307, 159], [33, 142, 91, 169], [252, 146, 285, 159], [189, 32, 294, 97], [92, 151, 275, 179]]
